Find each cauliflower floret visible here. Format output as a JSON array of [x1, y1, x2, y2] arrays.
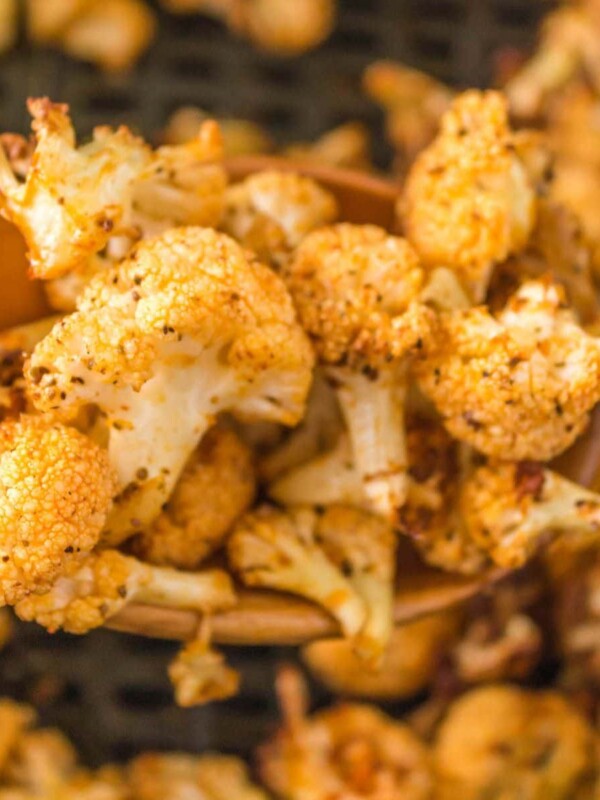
[[283, 123, 372, 171], [363, 60, 452, 176], [0, 99, 151, 279], [461, 460, 600, 569], [0, 700, 36, 773], [285, 223, 433, 519], [0, 415, 115, 606], [259, 666, 433, 800], [228, 505, 366, 639], [490, 199, 600, 324], [133, 426, 255, 569], [0, 0, 16, 54], [221, 170, 339, 269], [302, 608, 461, 700], [552, 158, 600, 259], [55, 0, 156, 72], [313, 505, 397, 666], [163, 106, 273, 156], [27, 227, 313, 543], [128, 753, 269, 800], [433, 684, 598, 800], [168, 637, 240, 706], [506, 2, 600, 119], [416, 279, 600, 461], [14, 548, 236, 634], [6, 728, 77, 796], [401, 90, 536, 302]]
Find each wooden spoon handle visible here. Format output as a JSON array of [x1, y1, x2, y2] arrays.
[[106, 568, 503, 644]]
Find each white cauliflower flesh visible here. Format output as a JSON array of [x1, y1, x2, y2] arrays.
[[26, 227, 314, 543], [228, 505, 367, 639], [0, 98, 151, 279]]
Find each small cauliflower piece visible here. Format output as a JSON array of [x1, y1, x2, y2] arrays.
[[58, 0, 156, 72], [0, 415, 115, 606], [27, 227, 313, 543], [286, 223, 433, 519], [434, 684, 599, 800], [260, 666, 433, 800], [506, 2, 600, 119], [163, 106, 273, 155], [303, 608, 461, 700], [0, 99, 151, 279], [416, 279, 600, 461], [6, 728, 77, 796], [490, 198, 600, 324], [283, 123, 372, 171], [0, 700, 36, 773], [401, 90, 536, 302], [228, 505, 366, 639], [14, 548, 235, 634], [461, 460, 600, 569], [315, 505, 397, 666], [363, 60, 452, 175], [221, 170, 338, 269], [168, 637, 240, 706], [133, 426, 255, 569], [128, 753, 270, 800]]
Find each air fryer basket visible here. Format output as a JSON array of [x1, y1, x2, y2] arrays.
[[0, 0, 550, 766]]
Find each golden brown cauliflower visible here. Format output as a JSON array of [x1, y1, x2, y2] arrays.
[[132, 426, 255, 569], [416, 279, 600, 461], [434, 684, 599, 800], [27, 227, 314, 543], [162, 0, 336, 55], [490, 198, 600, 324], [0, 415, 115, 606], [401, 90, 536, 302], [128, 752, 269, 800], [168, 637, 241, 707], [286, 223, 433, 518], [302, 608, 461, 700], [462, 460, 600, 569], [228, 505, 366, 640], [221, 170, 338, 269], [163, 106, 273, 156], [14, 548, 236, 635], [0, 700, 35, 773], [283, 123, 372, 171], [0, 0, 16, 55], [0, 99, 151, 279], [259, 666, 433, 800]]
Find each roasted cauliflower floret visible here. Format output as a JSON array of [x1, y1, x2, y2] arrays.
[[27, 227, 313, 543], [14, 548, 235, 634], [133, 426, 255, 569], [128, 752, 269, 800], [221, 170, 338, 269], [433, 684, 599, 800], [228, 505, 366, 639], [0, 415, 115, 607], [0, 700, 36, 772], [401, 90, 536, 302], [163, 106, 273, 156], [168, 637, 241, 707], [303, 608, 461, 700], [259, 666, 433, 800], [416, 280, 600, 461], [462, 460, 600, 569], [0, 99, 151, 279], [283, 123, 372, 171], [6, 728, 77, 796], [314, 505, 397, 665], [285, 223, 432, 518]]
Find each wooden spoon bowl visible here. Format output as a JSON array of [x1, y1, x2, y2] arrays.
[[1, 158, 506, 644]]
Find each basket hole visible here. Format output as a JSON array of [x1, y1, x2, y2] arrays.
[[493, 2, 542, 27], [406, 0, 462, 22], [118, 685, 173, 711], [329, 26, 377, 51], [87, 90, 135, 114], [412, 33, 452, 61], [256, 106, 296, 129], [168, 54, 216, 79], [257, 63, 298, 87]]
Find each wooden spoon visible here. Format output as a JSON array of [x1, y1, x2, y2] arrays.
[[0, 159, 503, 644]]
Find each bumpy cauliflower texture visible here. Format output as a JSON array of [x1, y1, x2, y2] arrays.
[[401, 90, 536, 302], [27, 227, 313, 542], [0, 415, 115, 606], [416, 280, 600, 460]]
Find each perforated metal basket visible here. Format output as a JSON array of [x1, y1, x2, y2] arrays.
[[0, 0, 550, 766]]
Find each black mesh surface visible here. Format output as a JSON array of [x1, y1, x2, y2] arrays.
[[0, 0, 552, 765]]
